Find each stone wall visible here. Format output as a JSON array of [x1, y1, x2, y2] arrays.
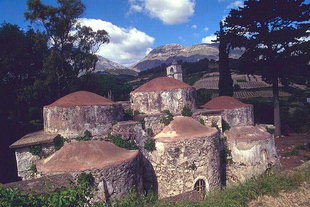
[[147, 132, 221, 198], [222, 106, 254, 127], [134, 113, 167, 136], [130, 88, 196, 115], [225, 126, 278, 185], [192, 109, 223, 131], [69, 152, 144, 201], [43, 104, 124, 138], [15, 144, 54, 180], [111, 120, 148, 148]]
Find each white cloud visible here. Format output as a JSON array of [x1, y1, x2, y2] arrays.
[[191, 24, 197, 29], [204, 27, 209, 32], [77, 18, 155, 66], [201, 35, 217, 44], [227, 0, 244, 9], [128, 0, 195, 25]]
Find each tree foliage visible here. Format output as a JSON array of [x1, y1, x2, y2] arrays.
[[225, 0, 309, 136], [25, 0, 109, 98], [216, 22, 234, 96]]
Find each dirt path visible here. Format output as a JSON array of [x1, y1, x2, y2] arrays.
[[275, 134, 310, 170]]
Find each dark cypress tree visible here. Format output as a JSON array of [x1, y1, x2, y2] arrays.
[[225, 0, 309, 137], [217, 22, 234, 96]]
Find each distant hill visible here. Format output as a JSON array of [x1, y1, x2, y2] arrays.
[[94, 55, 138, 77], [131, 43, 243, 71]]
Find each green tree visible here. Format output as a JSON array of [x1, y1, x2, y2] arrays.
[[216, 22, 234, 96], [25, 0, 109, 98], [225, 0, 309, 137], [0, 23, 48, 122]]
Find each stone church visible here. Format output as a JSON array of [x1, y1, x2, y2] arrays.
[[9, 61, 279, 200]]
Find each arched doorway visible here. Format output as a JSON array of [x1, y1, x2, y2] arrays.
[[194, 179, 206, 194]]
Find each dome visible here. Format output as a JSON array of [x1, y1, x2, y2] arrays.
[[155, 116, 217, 142], [36, 141, 138, 173], [202, 96, 251, 110], [132, 77, 193, 93], [45, 91, 115, 107], [224, 126, 272, 142]]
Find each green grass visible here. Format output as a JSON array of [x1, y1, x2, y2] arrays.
[[1, 166, 309, 207], [107, 167, 310, 207]]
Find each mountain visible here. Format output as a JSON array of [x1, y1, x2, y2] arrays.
[[94, 55, 138, 77], [131, 43, 243, 71]]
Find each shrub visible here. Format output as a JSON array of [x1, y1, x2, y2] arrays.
[[29, 145, 42, 156], [124, 109, 134, 120], [160, 110, 173, 126], [222, 120, 230, 132], [181, 106, 193, 117], [110, 134, 138, 150], [53, 134, 65, 151], [77, 173, 95, 189], [76, 130, 92, 141], [29, 164, 37, 175], [144, 138, 156, 152], [211, 121, 220, 131]]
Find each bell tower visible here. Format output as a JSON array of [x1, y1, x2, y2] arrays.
[[166, 59, 183, 82]]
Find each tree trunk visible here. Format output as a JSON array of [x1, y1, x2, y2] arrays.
[[272, 77, 281, 137]]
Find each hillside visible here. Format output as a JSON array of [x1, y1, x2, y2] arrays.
[[95, 55, 138, 77], [131, 43, 243, 71]]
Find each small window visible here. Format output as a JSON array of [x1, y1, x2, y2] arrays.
[[194, 179, 206, 194], [170, 67, 174, 73]]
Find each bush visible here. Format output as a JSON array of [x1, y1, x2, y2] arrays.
[[222, 120, 230, 132], [181, 107, 193, 117], [29, 145, 42, 156], [160, 110, 173, 126], [29, 164, 37, 175], [76, 130, 92, 141], [53, 134, 65, 151], [144, 138, 156, 152], [110, 134, 138, 150], [77, 173, 95, 189], [211, 121, 220, 131]]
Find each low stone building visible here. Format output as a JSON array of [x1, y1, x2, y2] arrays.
[[148, 116, 221, 198], [44, 91, 124, 138], [202, 96, 254, 127], [36, 140, 143, 200], [10, 131, 58, 180], [224, 126, 278, 185], [130, 77, 196, 115]]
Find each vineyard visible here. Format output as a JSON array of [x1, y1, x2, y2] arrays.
[[211, 90, 291, 99]]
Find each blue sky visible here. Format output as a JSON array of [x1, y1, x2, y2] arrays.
[[0, 0, 247, 65]]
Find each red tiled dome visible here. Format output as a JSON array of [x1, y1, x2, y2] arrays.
[[155, 116, 217, 142], [36, 141, 139, 173], [132, 77, 193, 93], [202, 96, 251, 110], [45, 91, 115, 107]]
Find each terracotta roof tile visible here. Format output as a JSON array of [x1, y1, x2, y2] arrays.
[[132, 77, 193, 93], [202, 96, 251, 109], [224, 126, 272, 142], [45, 91, 115, 107], [155, 116, 217, 142], [36, 141, 139, 173]]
